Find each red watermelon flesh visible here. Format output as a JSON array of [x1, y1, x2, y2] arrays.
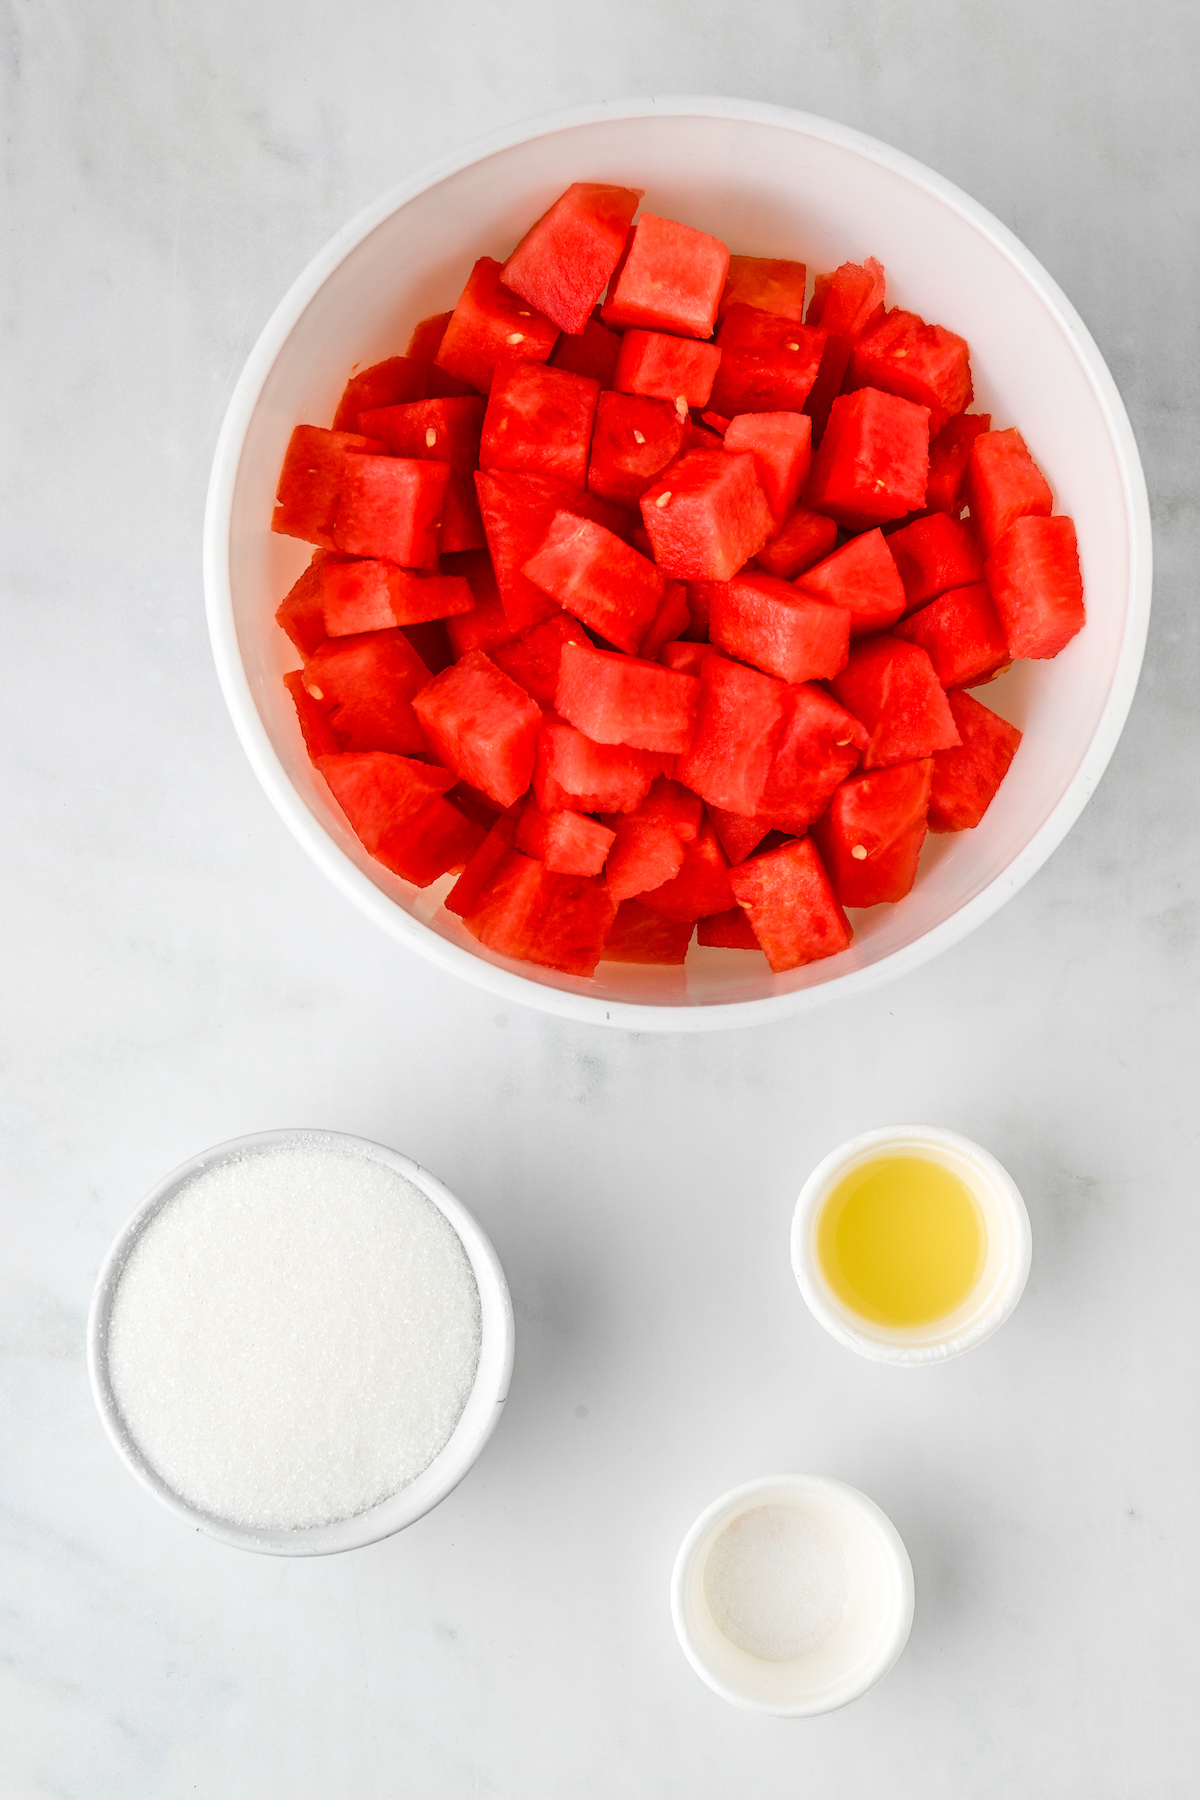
[[480, 359, 600, 488], [708, 305, 826, 417], [847, 308, 972, 438], [555, 639, 700, 753], [586, 392, 685, 506], [435, 257, 559, 395], [727, 837, 852, 971], [513, 803, 615, 875], [829, 635, 961, 768], [317, 751, 481, 888], [283, 668, 341, 760], [301, 630, 431, 756], [490, 613, 591, 706], [708, 571, 850, 685], [674, 652, 790, 816], [722, 412, 812, 528], [757, 683, 869, 833], [602, 814, 686, 904], [475, 469, 636, 633], [330, 455, 450, 569], [612, 330, 722, 409], [928, 690, 1023, 831], [276, 551, 339, 657], [411, 649, 543, 808], [318, 560, 475, 634], [753, 505, 839, 580], [638, 819, 734, 920], [502, 182, 642, 335], [442, 549, 521, 656], [533, 717, 662, 814], [795, 529, 906, 638], [406, 313, 453, 363], [803, 257, 887, 443], [697, 906, 763, 950], [455, 846, 616, 976], [445, 806, 520, 918], [707, 805, 772, 865], [717, 256, 807, 324], [659, 640, 708, 676], [601, 900, 694, 964], [984, 514, 1084, 659], [805, 388, 930, 531], [357, 395, 486, 554], [640, 450, 774, 582], [810, 758, 932, 906], [886, 512, 984, 613], [524, 511, 665, 654], [892, 582, 1010, 689], [272, 425, 386, 549], [602, 212, 730, 338], [332, 357, 426, 432], [550, 314, 623, 386], [966, 428, 1054, 553], [925, 412, 990, 514]]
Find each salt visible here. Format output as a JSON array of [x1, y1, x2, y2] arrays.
[[703, 1503, 849, 1661], [106, 1139, 482, 1531]]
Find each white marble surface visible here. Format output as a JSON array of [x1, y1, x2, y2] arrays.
[[2, 4, 1196, 1794]]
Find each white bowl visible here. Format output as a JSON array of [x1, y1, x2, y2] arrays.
[[86, 1129, 514, 1555], [791, 1125, 1032, 1365], [671, 1474, 914, 1715], [204, 97, 1151, 1032]]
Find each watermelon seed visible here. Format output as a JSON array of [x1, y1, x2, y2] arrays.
[[675, 395, 688, 419], [654, 491, 672, 508], [307, 685, 324, 700], [787, 341, 800, 352], [633, 430, 646, 445], [517, 310, 532, 316], [851, 845, 868, 860], [425, 428, 438, 448], [836, 737, 853, 746], [506, 332, 525, 345]]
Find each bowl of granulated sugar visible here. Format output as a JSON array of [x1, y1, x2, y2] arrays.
[[87, 1129, 514, 1554]]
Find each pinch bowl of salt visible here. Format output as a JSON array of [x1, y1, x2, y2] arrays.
[[87, 1129, 514, 1555], [671, 1474, 914, 1716]]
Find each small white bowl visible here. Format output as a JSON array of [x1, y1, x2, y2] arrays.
[[204, 97, 1151, 1031], [87, 1129, 515, 1555], [791, 1125, 1032, 1364], [671, 1474, 914, 1716]]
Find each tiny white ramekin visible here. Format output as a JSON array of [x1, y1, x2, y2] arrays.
[[671, 1474, 914, 1716], [87, 1128, 515, 1555], [791, 1125, 1032, 1365]]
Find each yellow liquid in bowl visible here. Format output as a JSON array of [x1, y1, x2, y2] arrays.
[[815, 1154, 986, 1328]]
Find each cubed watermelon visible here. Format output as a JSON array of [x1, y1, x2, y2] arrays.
[[721, 412, 812, 528], [587, 392, 686, 505], [928, 690, 1023, 830], [805, 389, 930, 531], [524, 511, 665, 654], [318, 751, 481, 887], [757, 683, 869, 833], [602, 813, 686, 904], [638, 819, 734, 920], [708, 571, 850, 684], [555, 639, 700, 754], [276, 551, 338, 657], [435, 257, 559, 394], [674, 652, 790, 816], [283, 667, 341, 760], [803, 257, 887, 442], [533, 717, 662, 813], [301, 630, 431, 755], [727, 837, 852, 971], [332, 357, 427, 432], [356, 395, 487, 555], [549, 314, 623, 386], [847, 308, 972, 438], [811, 759, 933, 906], [475, 469, 636, 633], [892, 582, 1010, 689], [455, 846, 616, 976], [639, 581, 692, 658], [795, 529, 907, 637], [271, 425, 385, 549], [406, 313, 453, 363], [513, 802, 616, 874], [640, 450, 774, 581], [601, 900, 694, 964], [501, 182, 642, 334], [964, 428, 1054, 553], [602, 213, 730, 338], [317, 560, 475, 634], [706, 805, 772, 865], [479, 359, 600, 489], [753, 505, 839, 580], [443, 549, 521, 656], [612, 330, 722, 408], [696, 907, 763, 950], [886, 512, 984, 613], [330, 456, 450, 569], [489, 613, 591, 706], [717, 256, 807, 324], [829, 635, 960, 768], [412, 649, 543, 807], [925, 412, 990, 514], [984, 514, 1084, 659], [708, 305, 826, 417]]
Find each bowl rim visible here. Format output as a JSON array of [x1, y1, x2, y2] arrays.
[[86, 1128, 515, 1556], [204, 95, 1153, 1033], [670, 1472, 915, 1715]]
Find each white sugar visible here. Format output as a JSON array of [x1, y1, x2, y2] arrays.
[[106, 1139, 481, 1530], [703, 1503, 849, 1661]]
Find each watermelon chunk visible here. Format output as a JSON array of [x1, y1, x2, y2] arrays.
[[329, 456, 450, 569], [727, 838, 852, 972], [475, 470, 635, 633], [829, 636, 961, 768], [984, 514, 1084, 659], [708, 571, 850, 684], [317, 560, 475, 634], [524, 511, 665, 654], [722, 412, 812, 529], [928, 691, 1023, 831], [674, 653, 790, 816], [411, 650, 543, 807], [271, 425, 385, 549], [886, 512, 984, 613], [640, 450, 774, 581], [925, 412, 990, 515], [513, 803, 615, 875], [697, 907, 763, 950], [533, 717, 662, 813], [753, 505, 839, 581], [638, 819, 734, 920], [283, 668, 340, 761], [717, 256, 807, 324], [480, 359, 600, 488], [587, 392, 685, 506], [442, 549, 520, 656], [601, 900, 694, 964], [795, 529, 907, 638], [317, 751, 481, 887], [356, 395, 486, 555], [659, 639, 708, 676], [276, 551, 338, 657], [550, 315, 623, 387], [445, 806, 520, 918], [454, 846, 616, 976], [332, 357, 426, 432], [301, 630, 430, 756], [490, 613, 591, 706], [501, 182, 642, 334], [406, 313, 453, 363], [892, 582, 1010, 689], [555, 639, 700, 754], [602, 213, 730, 338], [806, 389, 930, 531], [434, 257, 559, 394], [612, 331, 722, 409], [707, 805, 772, 865], [602, 814, 686, 905], [757, 684, 869, 833], [811, 759, 933, 906], [803, 257, 887, 443], [708, 305, 826, 417], [639, 581, 691, 658], [965, 428, 1055, 553], [847, 308, 972, 438]]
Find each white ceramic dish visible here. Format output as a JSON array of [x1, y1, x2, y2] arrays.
[[671, 1473, 914, 1715], [791, 1125, 1032, 1364], [204, 97, 1151, 1032], [87, 1129, 514, 1555]]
